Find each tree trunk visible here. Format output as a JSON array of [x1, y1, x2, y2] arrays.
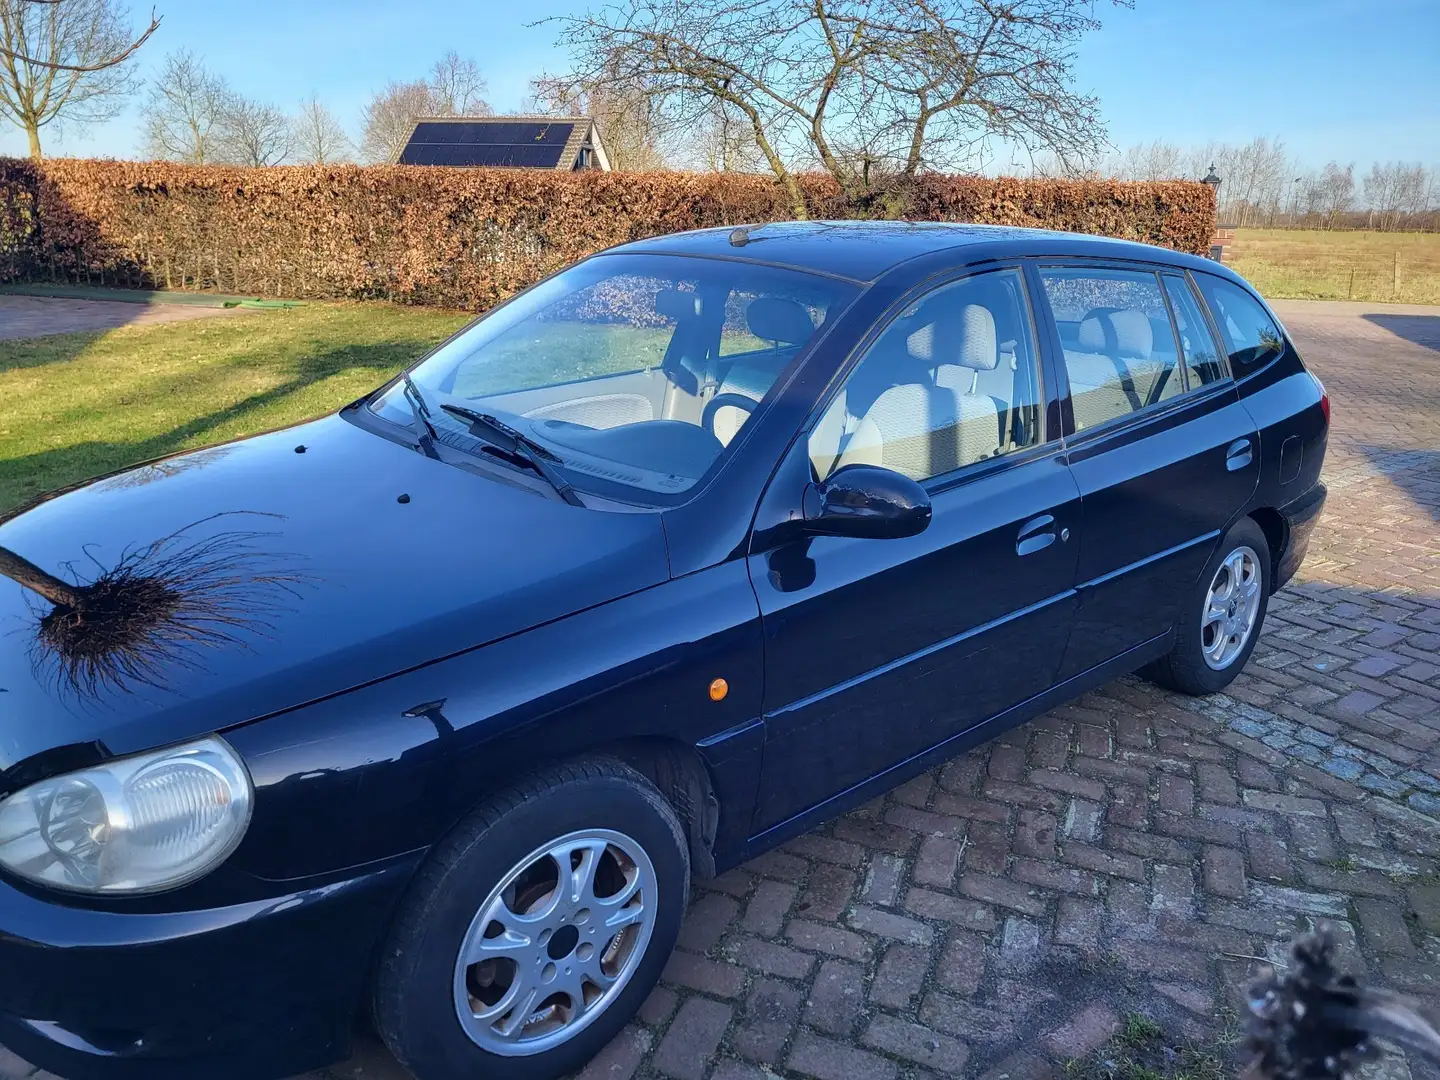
[[27, 123, 42, 161], [0, 547, 81, 607]]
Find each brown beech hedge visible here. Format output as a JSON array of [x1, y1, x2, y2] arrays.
[[0, 159, 1216, 310]]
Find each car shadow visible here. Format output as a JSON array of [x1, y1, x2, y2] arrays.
[[1351, 444, 1440, 525], [1362, 313, 1440, 353]]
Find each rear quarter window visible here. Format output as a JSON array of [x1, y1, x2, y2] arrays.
[[1193, 275, 1285, 375]]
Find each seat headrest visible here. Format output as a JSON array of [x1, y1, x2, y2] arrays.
[[1078, 308, 1153, 359], [906, 303, 998, 372], [655, 289, 702, 321], [747, 297, 815, 345]]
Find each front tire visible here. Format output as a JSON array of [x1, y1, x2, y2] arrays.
[[374, 758, 690, 1080], [1147, 517, 1270, 696]]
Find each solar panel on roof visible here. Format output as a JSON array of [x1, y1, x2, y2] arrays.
[[399, 121, 577, 168]]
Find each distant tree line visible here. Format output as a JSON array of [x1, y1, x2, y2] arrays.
[[1079, 137, 1440, 232]]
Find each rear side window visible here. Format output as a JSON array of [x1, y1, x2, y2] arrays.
[[1039, 268, 1183, 431], [1162, 275, 1227, 386], [1193, 275, 1285, 373]]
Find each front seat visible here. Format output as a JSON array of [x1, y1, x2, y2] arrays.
[[836, 305, 1003, 480], [707, 298, 817, 446]]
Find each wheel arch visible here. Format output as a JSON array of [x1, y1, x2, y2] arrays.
[[1247, 506, 1288, 592]]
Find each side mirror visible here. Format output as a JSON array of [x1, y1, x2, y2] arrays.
[[804, 464, 932, 540]]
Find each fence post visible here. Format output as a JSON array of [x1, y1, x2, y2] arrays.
[[1392, 251, 1400, 299]]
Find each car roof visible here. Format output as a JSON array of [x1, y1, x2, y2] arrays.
[[606, 220, 1232, 284]]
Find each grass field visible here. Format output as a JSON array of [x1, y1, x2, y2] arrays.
[[0, 303, 470, 513], [1229, 228, 1440, 304]]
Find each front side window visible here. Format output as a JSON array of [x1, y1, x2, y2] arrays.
[[808, 268, 1043, 483], [1040, 267, 1183, 432], [1193, 275, 1285, 374], [1163, 275, 1227, 387], [371, 254, 857, 504]]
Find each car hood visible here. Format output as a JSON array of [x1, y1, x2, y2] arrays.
[[0, 415, 670, 777]]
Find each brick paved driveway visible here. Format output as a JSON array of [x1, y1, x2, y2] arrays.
[[3, 301, 1438, 1080]]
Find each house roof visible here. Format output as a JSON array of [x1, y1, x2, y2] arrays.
[[391, 115, 610, 170]]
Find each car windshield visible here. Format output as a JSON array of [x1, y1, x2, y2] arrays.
[[371, 253, 858, 504]]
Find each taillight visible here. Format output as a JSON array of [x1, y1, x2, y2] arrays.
[[1313, 374, 1330, 423]]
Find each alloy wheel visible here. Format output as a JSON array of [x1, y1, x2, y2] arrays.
[[1201, 545, 1263, 670], [452, 829, 656, 1056]]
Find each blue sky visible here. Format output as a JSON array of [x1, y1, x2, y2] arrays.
[[4, 0, 1437, 169]]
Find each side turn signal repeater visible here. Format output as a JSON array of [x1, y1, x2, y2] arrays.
[[709, 678, 729, 702]]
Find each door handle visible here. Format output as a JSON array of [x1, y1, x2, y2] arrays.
[[1226, 438, 1254, 471], [1017, 514, 1057, 556]]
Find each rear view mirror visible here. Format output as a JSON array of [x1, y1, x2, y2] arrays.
[[804, 464, 932, 540]]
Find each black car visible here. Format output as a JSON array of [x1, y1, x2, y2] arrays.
[[0, 223, 1327, 1080]]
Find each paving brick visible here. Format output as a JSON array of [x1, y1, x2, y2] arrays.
[[799, 864, 859, 921], [1196, 762, 1240, 805], [639, 986, 679, 1026], [1110, 941, 1211, 982], [905, 887, 998, 930], [788, 1033, 898, 1080], [1054, 895, 1103, 952], [678, 892, 740, 953], [726, 935, 816, 980], [858, 853, 906, 907], [1011, 857, 1103, 897], [742, 880, 797, 937], [1061, 798, 1104, 842], [872, 943, 930, 1010], [848, 905, 934, 945], [1043, 1003, 1119, 1058], [1245, 832, 1294, 883], [788, 834, 866, 867], [805, 959, 866, 1036], [655, 999, 732, 1079], [1242, 790, 1327, 817], [580, 1025, 652, 1080], [936, 928, 987, 994], [1151, 863, 1196, 917], [662, 952, 746, 999], [1289, 816, 1339, 862], [914, 835, 961, 889], [733, 978, 802, 1063], [1062, 841, 1146, 881], [862, 1015, 971, 1073], [1202, 845, 1247, 899], [1158, 774, 1195, 814], [1353, 898, 1416, 958], [1031, 769, 1106, 801], [958, 872, 1048, 916], [786, 920, 871, 962], [744, 849, 809, 883], [963, 818, 1011, 874]]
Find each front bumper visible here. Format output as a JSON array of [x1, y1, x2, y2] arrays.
[[0, 856, 420, 1080], [1274, 481, 1327, 591]]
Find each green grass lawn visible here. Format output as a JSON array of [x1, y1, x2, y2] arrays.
[[0, 303, 471, 513], [1230, 228, 1440, 304]]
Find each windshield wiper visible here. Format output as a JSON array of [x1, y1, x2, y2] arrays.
[[400, 373, 443, 460], [440, 404, 584, 507]]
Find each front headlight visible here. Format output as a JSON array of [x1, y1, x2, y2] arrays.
[[0, 736, 252, 895]]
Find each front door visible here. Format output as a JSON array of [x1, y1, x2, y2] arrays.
[[747, 267, 1080, 835], [1031, 263, 1260, 679]]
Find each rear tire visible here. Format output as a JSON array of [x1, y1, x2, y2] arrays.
[[373, 757, 690, 1080], [1147, 517, 1270, 696]]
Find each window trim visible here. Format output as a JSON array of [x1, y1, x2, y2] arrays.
[[1188, 269, 1287, 381], [1160, 271, 1233, 387], [1033, 258, 1235, 441], [800, 263, 1052, 491]]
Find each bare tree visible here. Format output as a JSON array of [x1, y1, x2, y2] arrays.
[[528, 69, 666, 170], [552, 0, 1113, 218], [360, 78, 436, 163], [292, 93, 351, 164], [0, 0, 153, 158], [215, 93, 290, 166], [1315, 161, 1355, 229], [429, 50, 491, 115], [141, 48, 227, 163], [690, 99, 767, 172]]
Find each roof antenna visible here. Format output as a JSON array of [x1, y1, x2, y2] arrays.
[[729, 225, 755, 247]]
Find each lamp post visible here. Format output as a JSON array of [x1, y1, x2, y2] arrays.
[[1202, 165, 1226, 262]]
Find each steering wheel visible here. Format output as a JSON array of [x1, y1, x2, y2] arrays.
[[702, 393, 759, 444]]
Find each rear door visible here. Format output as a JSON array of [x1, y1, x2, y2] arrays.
[[747, 267, 1080, 834], [1031, 262, 1259, 680]]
